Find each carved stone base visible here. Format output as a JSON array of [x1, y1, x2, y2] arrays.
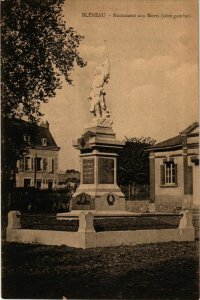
[[70, 192, 125, 211], [85, 117, 113, 129], [71, 122, 125, 213]]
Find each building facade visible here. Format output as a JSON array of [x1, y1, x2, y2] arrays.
[[16, 121, 60, 189], [149, 122, 199, 212], [58, 170, 80, 185]]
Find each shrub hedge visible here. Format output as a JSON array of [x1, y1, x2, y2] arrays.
[[11, 187, 71, 213]]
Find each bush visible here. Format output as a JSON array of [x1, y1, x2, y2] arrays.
[[12, 187, 71, 213]]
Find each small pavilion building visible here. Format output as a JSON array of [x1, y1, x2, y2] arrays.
[[148, 122, 199, 212]]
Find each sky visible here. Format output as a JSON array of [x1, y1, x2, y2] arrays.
[[41, 0, 198, 171]]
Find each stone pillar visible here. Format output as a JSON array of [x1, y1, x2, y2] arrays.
[[190, 156, 199, 207], [149, 152, 155, 203], [179, 210, 194, 229], [7, 211, 21, 229], [78, 211, 96, 248], [183, 152, 193, 195], [78, 211, 95, 233]]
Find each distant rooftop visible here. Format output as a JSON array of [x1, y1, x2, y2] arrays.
[[35, 124, 58, 148], [9, 118, 59, 149]]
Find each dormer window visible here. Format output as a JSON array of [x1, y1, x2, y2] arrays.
[[41, 138, 47, 146], [23, 135, 30, 144]]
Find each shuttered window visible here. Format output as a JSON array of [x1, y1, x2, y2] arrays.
[[31, 158, 34, 171], [55, 158, 58, 172], [174, 164, 178, 185], [43, 158, 48, 171], [52, 159, 55, 173], [160, 164, 165, 185], [48, 158, 52, 172], [36, 157, 42, 171], [20, 158, 25, 171]]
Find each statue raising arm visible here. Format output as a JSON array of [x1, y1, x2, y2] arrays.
[[88, 59, 111, 119]]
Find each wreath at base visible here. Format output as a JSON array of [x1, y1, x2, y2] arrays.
[[107, 194, 115, 206]]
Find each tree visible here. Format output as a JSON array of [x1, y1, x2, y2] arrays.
[[1, 119, 38, 211], [118, 137, 156, 186], [1, 0, 86, 211], [2, 0, 86, 122]]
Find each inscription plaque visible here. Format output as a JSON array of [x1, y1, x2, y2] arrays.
[[83, 159, 94, 184], [98, 158, 114, 184]]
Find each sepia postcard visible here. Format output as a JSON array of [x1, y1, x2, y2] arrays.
[[1, 0, 199, 299]]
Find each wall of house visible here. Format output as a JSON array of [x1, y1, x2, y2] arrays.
[[188, 150, 199, 208], [154, 150, 184, 212], [153, 149, 199, 212], [192, 164, 199, 207], [16, 148, 59, 189]]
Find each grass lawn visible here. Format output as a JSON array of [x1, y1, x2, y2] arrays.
[[14, 213, 181, 232], [2, 241, 199, 299]]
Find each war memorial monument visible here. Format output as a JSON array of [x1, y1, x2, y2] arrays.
[[58, 59, 131, 217]]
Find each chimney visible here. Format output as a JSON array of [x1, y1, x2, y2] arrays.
[[45, 121, 49, 129], [40, 121, 49, 129]]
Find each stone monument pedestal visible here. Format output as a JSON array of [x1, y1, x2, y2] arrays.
[[70, 119, 125, 212], [57, 59, 127, 219]]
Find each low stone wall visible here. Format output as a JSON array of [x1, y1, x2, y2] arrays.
[[126, 200, 150, 213], [96, 228, 194, 247], [6, 210, 195, 249], [192, 208, 199, 240], [155, 197, 182, 213], [6, 229, 85, 248]]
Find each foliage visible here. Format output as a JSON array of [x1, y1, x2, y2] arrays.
[[65, 169, 80, 174], [1, 0, 86, 122], [118, 137, 156, 185], [1, 118, 38, 212], [1, 0, 86, 211], [11, 187, 71, 213], [120, 183, 150, 200], [2, 118, 37, 165]]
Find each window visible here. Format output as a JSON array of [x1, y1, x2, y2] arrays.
[[36, 157, 42, 171], [48, 180, 53, 189], [36, 179, 42, 189], [41, 138, 47, 146], [160, 162, 177, 186], [23, 135, 30, 144], [24, 157, 31, 170], [19, 157, 32, 171], [24, 178, 31, 188]]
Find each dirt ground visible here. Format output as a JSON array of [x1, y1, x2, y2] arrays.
[[2, 241, 199, 299]]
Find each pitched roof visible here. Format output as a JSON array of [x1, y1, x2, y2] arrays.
[[35, 125, 58, 147], [149, 121, 199, 151], [179, 121, 199, 135], [8, 118, 59, 149], [150, 135, 182, 150]]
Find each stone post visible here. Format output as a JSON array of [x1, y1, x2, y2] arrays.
[[179, 210, 193, 229], [7, 211, 21, 229], [78, 211, 95, 232], [78, 211, 96, 248]]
